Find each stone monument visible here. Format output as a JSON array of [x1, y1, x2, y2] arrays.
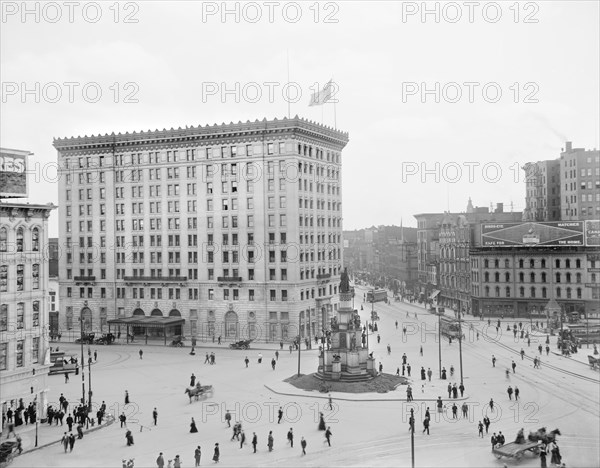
[[317, 268, 376, 381]]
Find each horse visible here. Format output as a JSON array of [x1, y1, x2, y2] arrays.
[[185, 386, 213, 403]]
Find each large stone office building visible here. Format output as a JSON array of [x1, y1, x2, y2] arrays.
[[54, 117, 349, 343]]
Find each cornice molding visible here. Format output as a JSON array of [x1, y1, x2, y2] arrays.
[[53, 116, 349, 155]]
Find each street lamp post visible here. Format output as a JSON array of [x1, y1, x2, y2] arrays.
[[410, 408, 415, 468], [297, 314, 301, 377], [88, 352, 92, 420], [34, 396, 38, 447], [79, 316, 86, 407]]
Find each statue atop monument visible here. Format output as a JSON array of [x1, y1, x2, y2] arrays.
[[339, 268, 350, 294]]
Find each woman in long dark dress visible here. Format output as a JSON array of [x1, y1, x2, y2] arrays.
[[190, 417, 198, 433], [318, 412, 326, 431], [212, 443, 220, 463]]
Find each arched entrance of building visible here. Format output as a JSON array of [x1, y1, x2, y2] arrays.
[[224, 311, 239, 339], [132, 308, 145, 335], [81, 307, 92, 333], [169, 309, 182, 336]]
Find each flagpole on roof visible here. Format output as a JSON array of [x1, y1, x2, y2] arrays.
[[333, 77, 337, 130], [286, 49, 291, 119]]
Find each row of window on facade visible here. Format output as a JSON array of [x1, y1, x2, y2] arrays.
[[0, 338, 40, 371], [481, 271, 588, 284], [479, 258, 589, 269], [64, 144, 340, 170], [0, 264, 40, 292], [0, 302, 41, 331], [0, 227, 40, 253], [479, 286, 584, 299]]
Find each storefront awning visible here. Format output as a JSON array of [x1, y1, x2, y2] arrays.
[[430, 290, 441, 300], [107, 316, 185, 329]]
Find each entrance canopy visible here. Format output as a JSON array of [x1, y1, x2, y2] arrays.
[[430, 290, 441, 300]]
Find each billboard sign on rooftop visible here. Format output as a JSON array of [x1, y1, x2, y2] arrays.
[[0, 148, 29, 198]]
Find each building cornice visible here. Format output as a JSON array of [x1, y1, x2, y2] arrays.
[[53, 116, 349, 155], [0, 202, 56, 220]]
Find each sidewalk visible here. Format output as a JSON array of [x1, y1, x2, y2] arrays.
[[3, 414, 115, 455]]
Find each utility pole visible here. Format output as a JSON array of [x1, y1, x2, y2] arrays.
[[438, 308, 442, 379], [88, 350, 93, 417], [457, 308, 464, 385]]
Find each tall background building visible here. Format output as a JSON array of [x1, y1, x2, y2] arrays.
[[54, 117, 348, 343], [1, 147, 56, 431]]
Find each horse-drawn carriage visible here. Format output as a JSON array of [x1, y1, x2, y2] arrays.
[[0, 441, 18, 468], [170, 335, 185, 347], [371, 310, 380, 321], [185, 385, 214, 403], [229, 339, 252, 350]]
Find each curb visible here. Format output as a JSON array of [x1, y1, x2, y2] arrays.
[[19, 415, 115, 455], [264, 384, 471, 403]]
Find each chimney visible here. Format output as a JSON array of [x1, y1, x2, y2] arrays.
[[565, 141, 572, 152]]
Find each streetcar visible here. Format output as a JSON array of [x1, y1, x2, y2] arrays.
[[440, 316, 465, 340], [366, 289, 387, 303]]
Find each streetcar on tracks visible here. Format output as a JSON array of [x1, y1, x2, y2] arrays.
[[440, 316, 465, 340], [366, 289, 387, 303]]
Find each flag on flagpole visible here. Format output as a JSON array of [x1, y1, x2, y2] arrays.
[[309, 80, 333, 106]]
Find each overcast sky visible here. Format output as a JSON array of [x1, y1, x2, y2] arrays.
[[2, 1, 599, 236]]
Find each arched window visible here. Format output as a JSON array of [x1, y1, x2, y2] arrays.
[[530, 287, 536, 298], [484, 272, 489, 282], [0, 304, 7, 331], [495, 272, 500, 282], [519, 272, 524, 282], [555, 273, 561, 283], [0, 227, 7, 252], [505, 287, 511, 297], [541, 272, 547, 283], [484, 259, 489, 268], [495, 286, 500, 297], [0, 265, 7, 293], [556, 287, 561, 298], [505, 272, 510, 282], [504, 259, 510, 268], [576, 273, 581, 283], [519, 287, 525, 297], [32, 228, 40, 252], [566, 288, 572, 299], [519, 259, 524, 268], [566, 273, 571, 283], [529, 259, 535, 268], [577, 288, 582, 299], [542, 287, 547, 298], [16, 264, 24, 291], [16, 227, 24, 252], [541, 259, 546, 268]]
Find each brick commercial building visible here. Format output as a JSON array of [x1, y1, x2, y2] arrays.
[[53, 117, 348, 344], [1, 147, 57, 431]]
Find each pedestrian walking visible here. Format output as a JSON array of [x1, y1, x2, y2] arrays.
[[512, 360, 516, 373], [139, 349, 143, 359], [546, 345, 550, 356], [68, 432, 76, 452], [287, 428, 294, 447], [194, 446, 201, 467], [213, 443, 220, 463], [278, 407, 283, 423], [459, 382, 465, 397], [267, 431, 274, 452], [461, 402, 468, 418], [258, 353, 263, 364], [252, 432, 258, 453], [244, 356, 249, 368], [173, 455, 182, 468], [327, 393, 333, 410], [515, 386, 520, 400], [153, 408, 158, 425], [61, 432, 69, 452], [452, 403, 458, 419], [156, 452, 165, 468], [275, 350, 279, 361], [483, 416, 490, 433], [119, 413, 127, 428], [539, 443, 547, 468], [125, 390, 130, 405], [492, 355, 496, 367], [427, 368, 432, 381], [420, 346, 423, 356], [325, 427, 333, 446], [94, 350, 97, 361], [301, 437, 307, 455], [239, 430, 246, 448], [190, 417, 198, 433], [190, 373, 196, 387], [507, 386, 513, 400], [489, 398, 494, 412], [422, 417, 430, 435], [379, 362, 383, 373], [396, 367, 400, 376], [478, 421, 484, 438], [318, 412, 326, 430], [520, 349, 525, 360], [407, 363, 411, 377], [225, 410, 231, 427], [491, 433, 497, 450], [447, 383, 452, 399], [271, 358, 277, 370]]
